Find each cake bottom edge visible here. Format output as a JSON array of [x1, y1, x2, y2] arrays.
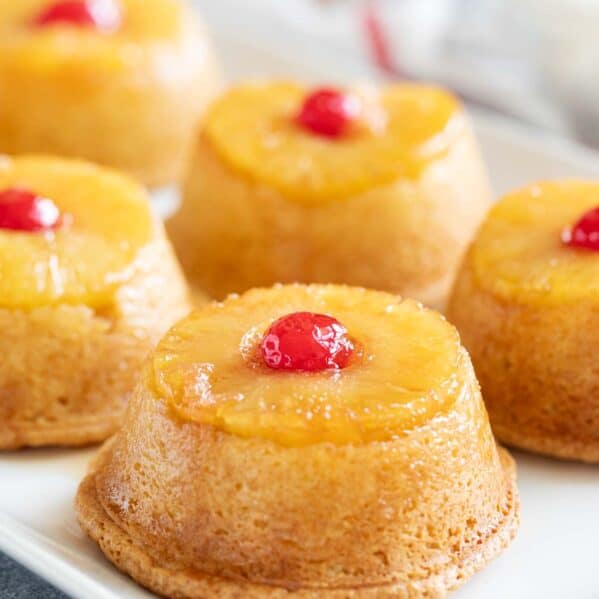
[[75, 445, 519, 599], [0, 413, 122, 450], [494, 424, 599, 464]]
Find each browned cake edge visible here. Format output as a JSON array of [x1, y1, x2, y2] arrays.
[[494, 424, 599, 464], [75, 443, 519, 599], [0, 414, 123, 450]]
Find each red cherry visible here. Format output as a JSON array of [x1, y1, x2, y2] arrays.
[[261, 312, 354, 372], [296, 88, 359, 138], [34, 0, 121, 31], [0, 188, 62, 232], [563, 206, 599, 252]]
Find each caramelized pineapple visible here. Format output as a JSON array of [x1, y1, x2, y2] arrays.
[[204, 82, 460, 203], [0, 0, 187, 44], [448, 181, 599, 462], [0, 0, 220, 187], [471, 181, 599, 305], [0, 155, 151, 308], [153, 284, 464, 446], [170, 81, 491, 304]]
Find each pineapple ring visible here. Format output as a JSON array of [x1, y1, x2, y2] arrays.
[[0, 0, 187, 44], [203, 82, 462, 204], [152, 285, 464, 446], [0, 155, 152, 308], [471, 180, 599, 305]]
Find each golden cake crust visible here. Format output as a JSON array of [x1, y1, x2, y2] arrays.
[[77, 440, 518, 599], [168, 84, 491, 307], [0, 222, 191, 449], [448, 260, 599, 463]]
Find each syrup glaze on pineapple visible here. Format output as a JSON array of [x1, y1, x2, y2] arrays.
[[0, 155, 151, 308], [203, 82, 462, 204], [471, 181, 599, 305], [152, 284, 464, 446]]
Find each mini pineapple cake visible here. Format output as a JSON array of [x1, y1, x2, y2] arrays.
[[448, 181, 599, 462], [0, 0, 221, 187], [168, 82, 492, 306], [76, 284, 519, 598], [0, 155, 191, 449]]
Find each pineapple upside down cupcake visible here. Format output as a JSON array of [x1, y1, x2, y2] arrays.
[[76, 284, 519, 598], [448, 181, 599, 462], [0, 155, 191, 449], [167, 82, 492, 307], [0, 0, 221, 188]]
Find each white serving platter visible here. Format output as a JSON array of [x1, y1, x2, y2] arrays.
[[2, 17, 599, 599]]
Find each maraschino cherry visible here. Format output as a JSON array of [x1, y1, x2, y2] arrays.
[[296, 88, 359, 139], [0, 188, 62, 232], [261, 312, 354, 371], [34, 0, 121, 31], [562, 206, 599, 252]]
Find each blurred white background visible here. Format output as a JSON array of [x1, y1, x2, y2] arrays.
[[195, 0, 599, 148]]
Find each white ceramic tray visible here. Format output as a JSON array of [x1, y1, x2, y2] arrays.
[[2, 21, 599, 599]]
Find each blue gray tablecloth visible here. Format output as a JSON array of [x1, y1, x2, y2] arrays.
[[0, 552, 66, 598]]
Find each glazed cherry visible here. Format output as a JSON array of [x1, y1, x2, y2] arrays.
[[261, 312, 354, 371], [563, 206, 599, 252], [34, 0, 121, 31], [296, 88, 359, 139], [0, 188, 62, 232]]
